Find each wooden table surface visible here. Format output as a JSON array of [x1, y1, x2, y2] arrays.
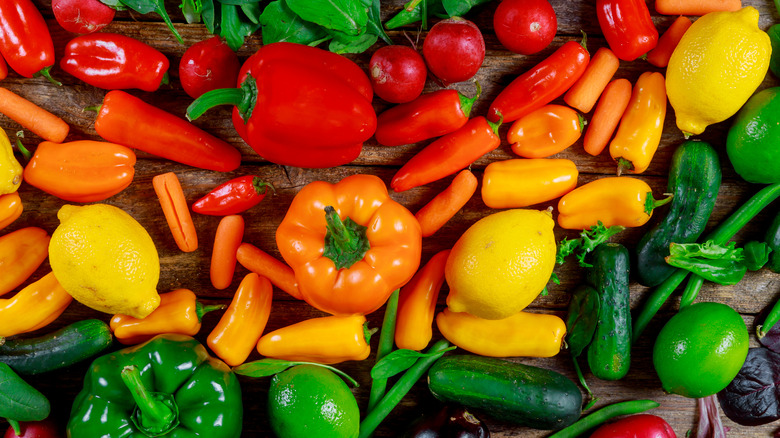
[[3, 0, 780, 436]]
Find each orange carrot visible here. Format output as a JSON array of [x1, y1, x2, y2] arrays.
[[646, 16, 693, 68], [563, 47, 620, 113], [152, 172, 198, 252], [655, 0, 741, 15], [236, 242, 302, 300], [0, 87, 69, 143], [414, 169, 478, 237], [583, 78, 632, 156], [210, 215, 245, 290]]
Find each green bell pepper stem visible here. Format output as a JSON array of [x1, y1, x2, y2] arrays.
[[548, 399, 660, 438], [367, 289, 400, 413], [120, 365, 177, 433], [186, 74, 257, 122]]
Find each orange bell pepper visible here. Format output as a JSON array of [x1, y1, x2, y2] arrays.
[[436, 308, 566, 357], [208, 273, 273, 367], [0, 272, 72, 338], [0, 227, 50, 297], [110, 288, 225, 345], [609, 72, 667, 175], [256, 314, 371, 364], [481, 159, 579, 209], [0, 191, 22, 231], [395, 249, 450, 351], [507, 104, 584, 158], [557, 176, 671, 230], [275, 174, 422, 316], [23, 140, 136, 202]]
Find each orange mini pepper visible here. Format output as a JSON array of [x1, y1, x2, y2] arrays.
[[0, 272, 72, 338], [557, 176, 671, 230], [482, 159, 579, 209], [0, 192, 22, 231], [110, 288, 225, 345], [395, 249, 450, 351], [507, 104, 584, 158], [609, 71, 667, 175], [153, 172, 198, 252], [208, 273, 273, 367], [23, 140, 136, 203], [276, 174, 422, 316], [256, 314, 371, 364], [0, 227, 50, 297], [436, 308, 566, 358]]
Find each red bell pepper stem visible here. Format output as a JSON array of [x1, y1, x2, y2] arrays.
[[186, 75, 258, 122], [596, 0, 659, 61], [0, 0, 59, 84]]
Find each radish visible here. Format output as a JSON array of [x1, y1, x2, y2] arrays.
[[494, 0, 557, 55], [52, 0, 115, 34], [369, 45, 427, 104], [422, 17, 485, 86]]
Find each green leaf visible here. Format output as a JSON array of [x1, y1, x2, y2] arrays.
[[669, 241, 744, 261], [219, 0, 261, 4], [233, 358, 360, 387], [384, 0, 445, 29], [328, 30, 378, 54], [118, 0, 155, 14], [367, 0, 392, 44], [99, 0, 126, 9], [744, 241, 772, 271], [241, 2, 262, 24], [441, 0, 492, 17], [370, 347, 456, 380], [201, 0, 217, 33], [259, 1, 330, 45], [286, 0, 368, 36], [566, 285, 600, 358], [556, 222, 625, 268], [220, 3, 245, 50], [179, 0, 202, 23]]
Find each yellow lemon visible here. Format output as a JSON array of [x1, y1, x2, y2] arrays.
[[666, 7, 771, 136], [49, 204, 161, 318], [444, 209, 556, 320]]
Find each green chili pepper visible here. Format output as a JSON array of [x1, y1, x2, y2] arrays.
[[367, 289, 400, 412]]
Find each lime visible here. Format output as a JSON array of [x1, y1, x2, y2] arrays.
[[653, 302, 748, 398], [268, 365, 359, 438]]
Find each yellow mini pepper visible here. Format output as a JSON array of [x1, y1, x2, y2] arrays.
[[0, 227, 50, 297], [0, 128, 22, 195], [0, 192, 22, 231], [482, 158, 579, 209], [0, 272, 72, 338]]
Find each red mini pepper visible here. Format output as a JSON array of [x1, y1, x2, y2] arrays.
[[0, 0, 57, 82], [487, 37, 590, 123], [93, 90, 241, 172], [596, 0, 659, 61], [186, 42, 376, 169], [192, 176, 275, 216], [60, 33, 169, 92]]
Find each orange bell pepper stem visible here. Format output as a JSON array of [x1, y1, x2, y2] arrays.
[[0, 272, 72, 338], [395, 249, 450, 351], [152, 172, 198, 252], [0, 192, 22, 231], [646, 16, 693, 68], [583, 78, 633, 156], [0, 227, 50, 297], [482, 159, 579, 209], [609, 72, 667, 175], [256, 314, 371, 364], [110, 288, 225, 345], [0, 87, 69, 143], [507, 104, 584, 159], [235, 242, 301, 300], [208, 273, 273, 367], [414, 170, 477, 238], [564, 47, 620, 113], [210, 215, 245, 290]]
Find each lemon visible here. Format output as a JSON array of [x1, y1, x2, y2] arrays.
[[666, 7, 771, 136], [49, 204, 161, 318], [444, 209, 556, 320]]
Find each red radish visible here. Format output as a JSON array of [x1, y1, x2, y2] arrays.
[[494, 0, 557, 55], [52, 0, 115, 34], [4, 420, 62, 438], [422, 17, 485, 86], [179, 37, 241, 99], [369, 45, 427, 104]]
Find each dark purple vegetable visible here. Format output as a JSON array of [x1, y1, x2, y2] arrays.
[[718, 347, 780, 426], [404, 405, 489, 438]]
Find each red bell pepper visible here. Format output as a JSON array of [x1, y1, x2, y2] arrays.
[[93, 90, 241, 172], [589, 414, 676, 438], [487, 37, 590, 123], [60, 33, 169, 92], [186, 42, 376, 169], [192, 176, 275, 216], [596, 0, 659, 61], [0, 0, 57, 82], [391, 116, 501, 192]]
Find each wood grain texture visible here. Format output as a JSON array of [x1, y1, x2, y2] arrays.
[[2, 0, 780, 436]]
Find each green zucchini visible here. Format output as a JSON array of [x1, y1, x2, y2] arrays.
[[635, 140, 721, 286], [0, 319, 113, 375], [766, 208, 780, 273], [586, 243, 631, 381], [427, 355, 582, 430]]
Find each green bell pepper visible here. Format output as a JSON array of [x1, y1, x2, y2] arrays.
[[67, 334, 242, 438]]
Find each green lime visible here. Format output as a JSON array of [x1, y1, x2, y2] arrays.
[[653, 302, 748, 398], [726, 86, 780, 184], [268, 365, 359, 438]]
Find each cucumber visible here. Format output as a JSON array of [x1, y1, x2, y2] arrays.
[[0, 319, 113, 375], [635, 140, 721, 286], [766, 208, 780, 273], [427, 355, 582, 430], [586, 243, 631, 381]]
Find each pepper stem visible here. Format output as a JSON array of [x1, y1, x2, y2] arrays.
[[121, 365, 178, 436], [579, 30, 588, 51], [322, 206, 371, 270], [252, 177, 276, 195], [35, 66, 62, 87], [458, 81, 482, 118], [616, 157, 633, 176], [195, 302, 227, 322], [644, 192, 674, 215], [487, 113, 503, 136], [186, 74, 258, 122]]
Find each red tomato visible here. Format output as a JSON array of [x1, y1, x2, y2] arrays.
[[422, 17, 485, 86], [369, 45, 427, 104], [493, 0, 557, 55], [51, 0, 115, 35], [179, 37, 241, 99], [589, 414, 677, 438], [4, 420, 62, 438]]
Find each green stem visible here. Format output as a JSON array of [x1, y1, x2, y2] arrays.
[[367, 289, 400, 413], [758, 288, 780, 339], [195, 302, 227, 322], [571, 353, 597, 409], [548, 400, 660, 438], [155, 4, 184, 44], [120, 365, 176, 432], [323, 206, 370, 270], [34, 66, 62, 87], [7, 419, 20, 436], [579, 30, 588, 51], [186, 75, 257, 122], [13, 132, 31, 163], [458, 81, 481, 118], [252, 177, 276, 195], [644, 191, 673, 215]]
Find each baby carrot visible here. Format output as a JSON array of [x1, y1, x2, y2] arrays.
[[210, 215, 245, 290], [563, 47, 620, 113], [414, 169, 478, 237], [0, 87, 69, 143], [655, 0, 741, 15], [646, 16, 693, 68], [235, 242, 302, 300], [152, 172, 198, 252], [583, 78, 632, 156]]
